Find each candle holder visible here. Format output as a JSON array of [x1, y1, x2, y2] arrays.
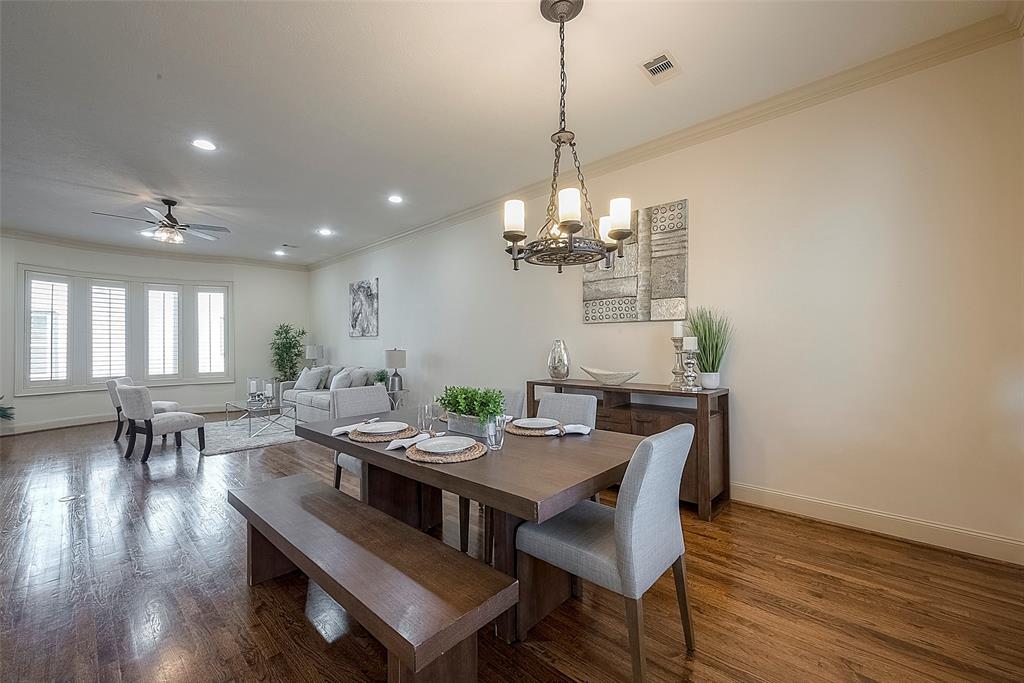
[[670, 337, 702, 392]]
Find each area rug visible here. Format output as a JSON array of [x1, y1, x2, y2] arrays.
[[184, 419, 302, 456]]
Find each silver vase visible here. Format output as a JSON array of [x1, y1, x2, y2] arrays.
[[547, 339, 571, 380]]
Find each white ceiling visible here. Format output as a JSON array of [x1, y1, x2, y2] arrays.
[[1, 1, 1007, 265]]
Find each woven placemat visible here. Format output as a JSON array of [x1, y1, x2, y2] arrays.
[[349, 426, 419, 443], [506, 423, 564, 437], [406, 440, 487, 464]]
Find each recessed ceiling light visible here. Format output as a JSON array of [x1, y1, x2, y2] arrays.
[[316, 227, 334, 236], [273, 249, 287, 256], [387, 195, 403, 204], [192, 139, 217, 151]]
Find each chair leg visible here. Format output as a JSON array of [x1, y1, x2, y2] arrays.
[[125, 420, 137, 459], [113, 407, 124, 441], [624, 596, 647, 682], [333, 462, 342, 490], [458, 496, 470, 553], [198, 427, 206, 452], [174, 432, 182, 448], [141, 421, 154, 463], [483, 505, 494, 565], [672, 555, 696, 653]]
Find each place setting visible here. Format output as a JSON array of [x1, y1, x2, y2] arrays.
[[506, 417, 593, 438]]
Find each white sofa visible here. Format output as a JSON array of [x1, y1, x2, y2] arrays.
[[280, 365, 385, 423]]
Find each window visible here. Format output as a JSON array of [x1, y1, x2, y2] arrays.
[[90, 281, 127, 379], [146, 286, 180, 377], [16, 265, 233, 396], [28, 276, 69, 383], [196, 289, 226, 374]]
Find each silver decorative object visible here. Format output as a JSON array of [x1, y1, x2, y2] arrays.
[[547, 339, 571, 380], [669, 338, 701, 392]]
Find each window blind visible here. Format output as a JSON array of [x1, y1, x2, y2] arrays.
[[197, 290, 226, 374], [90, 283, 127, 379], [147, 288, 179, 376], [29, 278, 69, 382]]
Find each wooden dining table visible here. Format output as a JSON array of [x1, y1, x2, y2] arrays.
[[296, 408, 643, 643]]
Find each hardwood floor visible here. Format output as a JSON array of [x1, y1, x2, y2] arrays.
[[1, 421, 1021, 682]]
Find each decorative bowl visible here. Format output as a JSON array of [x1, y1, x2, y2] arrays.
[[580, 366, 639, 386]]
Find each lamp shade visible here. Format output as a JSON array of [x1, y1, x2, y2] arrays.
[[385, 348, 406, 369], [305, 344, 322, 360]]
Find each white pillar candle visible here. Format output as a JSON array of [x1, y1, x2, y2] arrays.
[[609, 197, 632, 230], [557, 188, 582, 222], [249, 380, 257, 393], [682, 336, 698, 352], [673, 320, 685, 337], [503, 199, 525, 233]]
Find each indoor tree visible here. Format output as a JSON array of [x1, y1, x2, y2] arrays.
[[269, 323, 307, 381]]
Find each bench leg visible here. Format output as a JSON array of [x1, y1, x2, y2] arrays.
[[247, 523, 297, 586], [387, 633, 476, 683]]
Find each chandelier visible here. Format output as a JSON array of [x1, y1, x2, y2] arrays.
[[502, 0, 632, 273]]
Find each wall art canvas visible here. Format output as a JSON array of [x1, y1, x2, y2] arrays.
[[582, 198, 688, 323], [349, 278, 379, 337]]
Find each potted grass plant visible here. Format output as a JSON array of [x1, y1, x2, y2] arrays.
[[687, 307, 732, 389], [438, 386, 505, 438]]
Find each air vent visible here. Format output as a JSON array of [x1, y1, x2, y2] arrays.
[[641, 52, 679, 84]]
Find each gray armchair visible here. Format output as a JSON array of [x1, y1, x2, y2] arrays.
[[515, 423, 697, 680], [116, 384, 205, 463], [105, 376, 179, 441]]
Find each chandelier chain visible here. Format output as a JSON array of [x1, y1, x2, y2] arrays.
[[570, 142, 597, 232], [559, 20, 567, 132], [545, 144, 562, 226]]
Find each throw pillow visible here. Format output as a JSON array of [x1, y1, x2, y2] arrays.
[[329, 369, 353, 390], [323, 365, 344, 389], [295, 365, 328, 391], [349, 367, 371, 387]]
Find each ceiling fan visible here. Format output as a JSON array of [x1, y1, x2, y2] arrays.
[[92, 199, 230, 244]]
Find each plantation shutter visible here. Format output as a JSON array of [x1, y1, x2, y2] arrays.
[[28, 276, 69, 382], [147, 287, 180, 376], [90, 282, 127, 379], [196, 289, 226, 374]]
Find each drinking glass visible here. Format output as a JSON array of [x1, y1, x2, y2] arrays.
[[486, 415, 509, 450], [417, 404, 434, 432]]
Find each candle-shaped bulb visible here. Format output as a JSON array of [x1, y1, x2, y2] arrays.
[[557, 188, 582, 223], [598, 216, 616, 245], [503, 199, 525, 235], [609, 197, 632, 231]]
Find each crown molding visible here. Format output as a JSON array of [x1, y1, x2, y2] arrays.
[[0, 227, 311, 272], [310, 13, 1021, 271]]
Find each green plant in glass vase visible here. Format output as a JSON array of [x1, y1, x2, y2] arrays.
[[269, 323, 307, 381]]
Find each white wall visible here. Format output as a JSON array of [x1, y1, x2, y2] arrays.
[[1, 236, 309, 432], [309, 42, 1024, 562]]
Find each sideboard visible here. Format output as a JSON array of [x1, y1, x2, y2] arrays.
[[525, 379, 730, 520]]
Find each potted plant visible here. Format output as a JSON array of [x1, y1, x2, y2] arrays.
[[374, 369, 388, 386], [688, 307, 732, 389], [0, 395, 14, 422], [269, 323, 307, 382], [437, 386, 505, 438]]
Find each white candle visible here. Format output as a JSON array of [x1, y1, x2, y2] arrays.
[[609, 197, 632, 230], [264, 382, 273, 395], [503, 199, 525, 234], [249, 380, 257, 393], [683, 336, 698, 352], [598, 216, 615, 245], [673, 321, 685, 337], [557, 188, 581, 222]]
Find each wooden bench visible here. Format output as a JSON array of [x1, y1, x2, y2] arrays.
[[227, 474, 518, 682]]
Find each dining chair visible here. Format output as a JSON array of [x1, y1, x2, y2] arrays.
[[537, 392, 597, 428], [515, 423, 696, 681], [105, 376, 180, 441], [116, 384, 205, 463], [331, 385, 391, 494]]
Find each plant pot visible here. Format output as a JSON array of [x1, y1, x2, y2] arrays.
[[446, 413, 489, 438], [699, 372, 721, 389]]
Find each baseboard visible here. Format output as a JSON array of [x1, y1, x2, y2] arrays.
[[0, 404, 229, 436], [732, 483, 1024, 565]]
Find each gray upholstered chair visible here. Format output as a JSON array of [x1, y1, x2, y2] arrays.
[[116, 384, 205, 463], [515, 424, 697, 680], [537, 392, 597, 428], [331, 384, 391, 493], [105, 376, 180, 442]]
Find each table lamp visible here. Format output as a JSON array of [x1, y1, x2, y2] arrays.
[[304, 344, 322, 367], [384, 348, 406, 392]]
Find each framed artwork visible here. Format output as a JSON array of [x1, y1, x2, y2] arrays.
[[582, 198, 688, 323], [349, 278, 379, 337]]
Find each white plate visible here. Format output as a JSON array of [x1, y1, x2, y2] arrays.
[[416, 436, 477, 455], [512, 417, 559, 429], [357, 421, 409, 435]]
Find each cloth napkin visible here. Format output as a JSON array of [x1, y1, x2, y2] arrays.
[[546, 424, 592, 436], [331, 419, 378, 436], [386, 432, 446, 451]]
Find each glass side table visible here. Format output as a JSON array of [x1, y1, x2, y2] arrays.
[[224, 398, 297, 438]]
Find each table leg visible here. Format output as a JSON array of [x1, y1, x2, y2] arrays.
[[365, 464, 443, 531], [492, 510, 525, 643]]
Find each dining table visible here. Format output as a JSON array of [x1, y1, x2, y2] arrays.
[[295, 407, 644, 643]]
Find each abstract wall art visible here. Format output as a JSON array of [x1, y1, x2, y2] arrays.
[[349, 278, 379, 337], [582, 198, 688, 323]]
